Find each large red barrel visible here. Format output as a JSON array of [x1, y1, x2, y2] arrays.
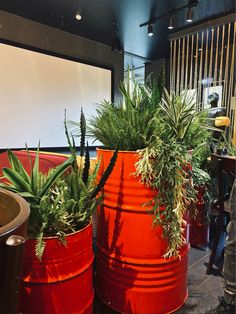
[[19, 222, 94, 314], [96, 149, 189, 314]]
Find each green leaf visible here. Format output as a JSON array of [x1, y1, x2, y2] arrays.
[[2, 168, 33, 193], [35, 231, 46, 261], [80, 109, 86, 157], [40, 156, 74, 197], [18, 191, 38, 199], [7, 150, 30, 184], [90, 148, 118, 199], [31, 144, 40, 194], [82, 143, 90, 185]]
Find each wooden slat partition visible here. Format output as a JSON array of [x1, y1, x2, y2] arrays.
[[169, 15, 235, 143]]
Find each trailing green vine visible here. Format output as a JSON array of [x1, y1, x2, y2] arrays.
[[136, 138, 195, 258]]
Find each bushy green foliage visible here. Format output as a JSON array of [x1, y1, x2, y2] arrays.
[[135, 90, 219, 257], [160, 89, 212, 148], [88, 69, 165, 151], [215, 134, 236, 156], [88, 74, 218, 258]]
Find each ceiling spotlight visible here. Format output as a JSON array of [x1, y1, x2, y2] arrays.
[[186, 7, 193, 23], [148, 24, 153, 37], [168, 15, 175, 30], [75, 10, 82, 21]]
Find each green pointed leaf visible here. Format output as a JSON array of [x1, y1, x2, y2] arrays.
[[80, 109, 86, 157], [7, 150, 30, 184], [82, 143, 90, 185], [2, 168, 33, 193], [18, 191, 37, 198], [0, 183, 19, 193], [31, 144, 40, 194], [90, 149, 118, 199], [40, 156, 74, 197]]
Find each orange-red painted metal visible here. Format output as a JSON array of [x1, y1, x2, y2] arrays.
[[95, 149, 189, 314], [19, 222, 94, 314], [189, 186, 209, 247]]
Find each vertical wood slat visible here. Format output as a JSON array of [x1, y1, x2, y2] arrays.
[[213, 26, 220, 86], [219, 24, 225, 83], [189, 34, 194, 89], [198, 31, 204, 108], [204, 29, 209, 80], [194, 33, 199, 90], [185, 35, 190, 90], [170, 40, 173, 91], [180, 37, 185, 93], [223, 23, 231, 110], [173, 39, 177, 93], [202, 29, 209, 111], [208, 27, 214, 79], [227, 22, 235, 119], [176, 38, 181, 94]]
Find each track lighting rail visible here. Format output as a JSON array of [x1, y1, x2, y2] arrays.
[[139, 0, 198, 28]]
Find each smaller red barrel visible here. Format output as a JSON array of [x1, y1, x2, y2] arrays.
[[19, 222, 94, 314], [189, 186, 209, 247]]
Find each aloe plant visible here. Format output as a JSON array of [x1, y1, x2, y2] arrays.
[[0, 148, 74, 201], [0, 147, 74, 240], [32, 111, 117, 259], [0, 110, 117, 260]]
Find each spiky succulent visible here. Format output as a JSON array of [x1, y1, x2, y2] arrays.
[[0, 110, 117, 260]]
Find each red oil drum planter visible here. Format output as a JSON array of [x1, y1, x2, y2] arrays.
[[189, 186, 209, 247], [19, 222, 94, 314], [95, 149, 189, 314]]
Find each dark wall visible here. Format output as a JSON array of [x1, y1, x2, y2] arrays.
[[0, 10, 124, 101]]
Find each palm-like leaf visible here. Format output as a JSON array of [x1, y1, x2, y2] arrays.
[[88, 74, 164, 151]]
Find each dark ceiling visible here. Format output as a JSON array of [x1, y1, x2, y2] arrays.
[[0, 0, 235, 68]]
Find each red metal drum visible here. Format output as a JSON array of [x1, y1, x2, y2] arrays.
[[19, 222, 94, 314], [189, 186, 209, 247], [95, 149, 189, 314]]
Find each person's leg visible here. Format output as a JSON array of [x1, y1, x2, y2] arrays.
[[206, 179, 236, 314], [223, 179, 236, 305]]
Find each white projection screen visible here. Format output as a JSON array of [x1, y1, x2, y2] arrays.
[[0, 43, 112, 148]]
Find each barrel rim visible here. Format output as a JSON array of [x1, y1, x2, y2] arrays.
[[0, 188, 30, 238], [97, 148, 139, 154], [26, 220, 92, 242]]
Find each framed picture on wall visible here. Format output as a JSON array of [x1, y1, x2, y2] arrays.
[[203, 84, 223, 109]]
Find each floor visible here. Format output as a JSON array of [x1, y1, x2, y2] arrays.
[[94, 234, 226, 314]]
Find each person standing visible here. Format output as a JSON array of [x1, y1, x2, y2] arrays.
[[207, 179, 236, 313]]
